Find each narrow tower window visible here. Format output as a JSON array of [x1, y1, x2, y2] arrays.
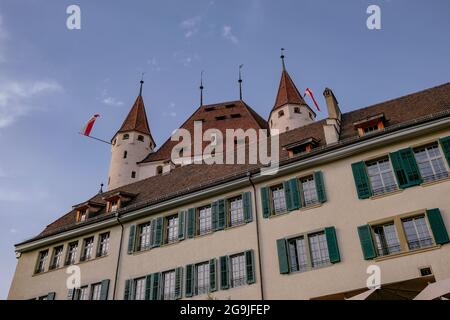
[[131, 171, 136, 179], [123, 134, 129, 140], [157, 166, 163, 175], [294, 107, 301, 114], [123, 151, 128, 159], [278, 110, 284, 118], [138, 135, 144, 142]]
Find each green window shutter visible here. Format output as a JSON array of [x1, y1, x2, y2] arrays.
[[175, 267, 183, 299], [47, 292, 56, 300], [260, 187, 271, 218], [439, 136, 450, 167], [187, 208, 196, 238], [276, 239, 290, 274], [314, 171, 327, 203], [209, 259, 217, 292], [124, 279, 132, 300], [245, 250, 256, 284], [185, 264, 194, 297], [390, 148, 422, 188], [427, 208, 450, 245], [220, 256, 230, 290], [152, 217, 163, 247], [351, 162, 372, 199], [67, 289, 74, 300], [325, 227, 341, 263], [127, 225, 136, 254], [212, 201, 218, 231], [217, 199, 226, 230], [150, 273, 161, 300], [149, 219, 156, 247], [178, 211, 186, 240], [145, 274, 152, 300], [99, 279, 110, 300], [357, 225, 376, 260], [285, 179, 300, 211], [243, 192, 253, 223]]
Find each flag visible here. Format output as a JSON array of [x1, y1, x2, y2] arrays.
[[81, 114, 100, 136], [304, 88, 321, 112]]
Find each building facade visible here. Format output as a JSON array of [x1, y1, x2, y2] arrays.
[[7, 62, 450, 300]]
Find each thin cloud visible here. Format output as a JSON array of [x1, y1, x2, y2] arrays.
[[102, 96, 124, 107], [222, 25, 239, 44], [0, 80, 63, 128], [180, 16, 202, 38]]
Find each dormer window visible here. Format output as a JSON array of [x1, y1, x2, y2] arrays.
[[103, 191, 137, 213], [138, 135, 144, 142], [215, 115, 227, 121], [123, 134, 130, 140], [284, 138, 320, 158], [77, 209, 88, 223], [157, 166, 163, 175], [73, 201, 106, 223], [110, 199, 119, 212], [278, 110, 285, 118], [354, 113, 385, 137]]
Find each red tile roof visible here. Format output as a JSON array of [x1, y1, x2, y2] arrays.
[[115, 95, 153, 141], [18, 82, 450, 245]]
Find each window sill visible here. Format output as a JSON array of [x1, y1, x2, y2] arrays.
[[288, 262, 334, 275], [370, 189, 403, 200], [420, 176, 450, 188], [374, 245, 441, 262], [300, 203, 322, 212], [268, 211, 289, 219]]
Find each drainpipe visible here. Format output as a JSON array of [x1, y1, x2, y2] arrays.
[[112, 212, 124, 300], [248, 172, 265, 300]]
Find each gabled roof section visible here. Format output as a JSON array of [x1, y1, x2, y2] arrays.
[[140, 100, 269, 163], [115, 95, 153, 139], [273, 69, 307, 111]]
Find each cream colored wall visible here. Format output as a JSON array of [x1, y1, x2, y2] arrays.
[[269, 104, 315, 135], [8, 226, 122, 300], [117, 186, 262, 300], [9, 127, 450, 300], [108, 131, 153, 190], [256, 128, 450, 299]]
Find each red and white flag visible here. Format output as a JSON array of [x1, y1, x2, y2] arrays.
[[304, 88, 321, 112], [80, 114, 100, 136]]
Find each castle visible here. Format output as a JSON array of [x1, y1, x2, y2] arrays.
[[8, 56, 450, 300]]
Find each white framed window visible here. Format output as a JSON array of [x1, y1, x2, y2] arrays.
[[65, 241, 78, 266], [308, 232, 330, 268], [288, 236, 308, 272], [109, 200, 119, 212], [162, 270, 176, 300], [74, 286, 89, 300], [133, 277, 146, 300], [195, 262, 210, 295], [402, 215, 433, 250], [366, 158, 398, 195], [300, 175, 318, 206], [35, 250, 48, 274], [49, 246, 63, 270], [166, 215, 179, 243], [230, 253, 246, 288], [363, 124, 379, 134], [98, 232, 110, 257], [271, 184, 286, 215], [229, 196, 244, 227], [81, 237, 94, 261], [414, 144, 448, 183], [138, 222, 151, 250], [198, 206, 212, 235], [78, 209, 87, 223], [90, 283, 102, 300], [372, 222, 401, 256]]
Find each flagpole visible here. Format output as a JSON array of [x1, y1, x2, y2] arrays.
[[78, 132, 112, 145]]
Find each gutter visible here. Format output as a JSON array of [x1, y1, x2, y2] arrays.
[[112, 212, 124, 300], [248, 173, 265, 300]]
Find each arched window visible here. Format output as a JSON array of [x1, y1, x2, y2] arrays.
[[138, 135, 144, 142], [123, 134, 129, 140], [157, 166, 163, 175], [123, 151, 128, 159], [294, 107, 301, 114], [278, 110, 284, 118]]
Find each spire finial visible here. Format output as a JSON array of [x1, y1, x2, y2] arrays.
[[139, 72, 145, 96], [280, 48, 286, 70], [98, 183, 104, 194], [199, 70, 204, 106], [238, 64, 243, 100]]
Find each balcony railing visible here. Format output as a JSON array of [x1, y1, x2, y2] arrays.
[[407, 238, 433, 250]]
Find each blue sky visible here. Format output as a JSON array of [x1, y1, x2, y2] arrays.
[[0, 0, 449, 299]]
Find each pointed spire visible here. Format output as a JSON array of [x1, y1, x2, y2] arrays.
[[116, 80, 152, 137], [200, 71, 204, 106], [238, 64, 243, 100], [273, 50, 307, 111]]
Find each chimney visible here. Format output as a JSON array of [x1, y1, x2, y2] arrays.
[[322, 88, 342, 145]]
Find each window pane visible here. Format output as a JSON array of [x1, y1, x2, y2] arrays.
[[91, 283, 102, 300], [308, 232, 330, 268], [402, 216, 433, 250], [196, 262, 210, 295], [288, 237, 308, 272], [134, 278, 146, 300], [372, 223, 401, 256], [230, 254, 246, 288], [166, 215, 179, 243], [414, 144, 448, 182], [367, 159, 398, 195], [198, 207, 212, 235], [139, 222, 151, 250], [271, 185, 286, 214], [300, 176, 318, 206], [229, 197, 244, 226], [162, 271, 176, 300]]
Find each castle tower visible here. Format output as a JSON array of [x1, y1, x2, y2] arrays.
[[269, 53, 316, 135], [107, 81, 155, 190]]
